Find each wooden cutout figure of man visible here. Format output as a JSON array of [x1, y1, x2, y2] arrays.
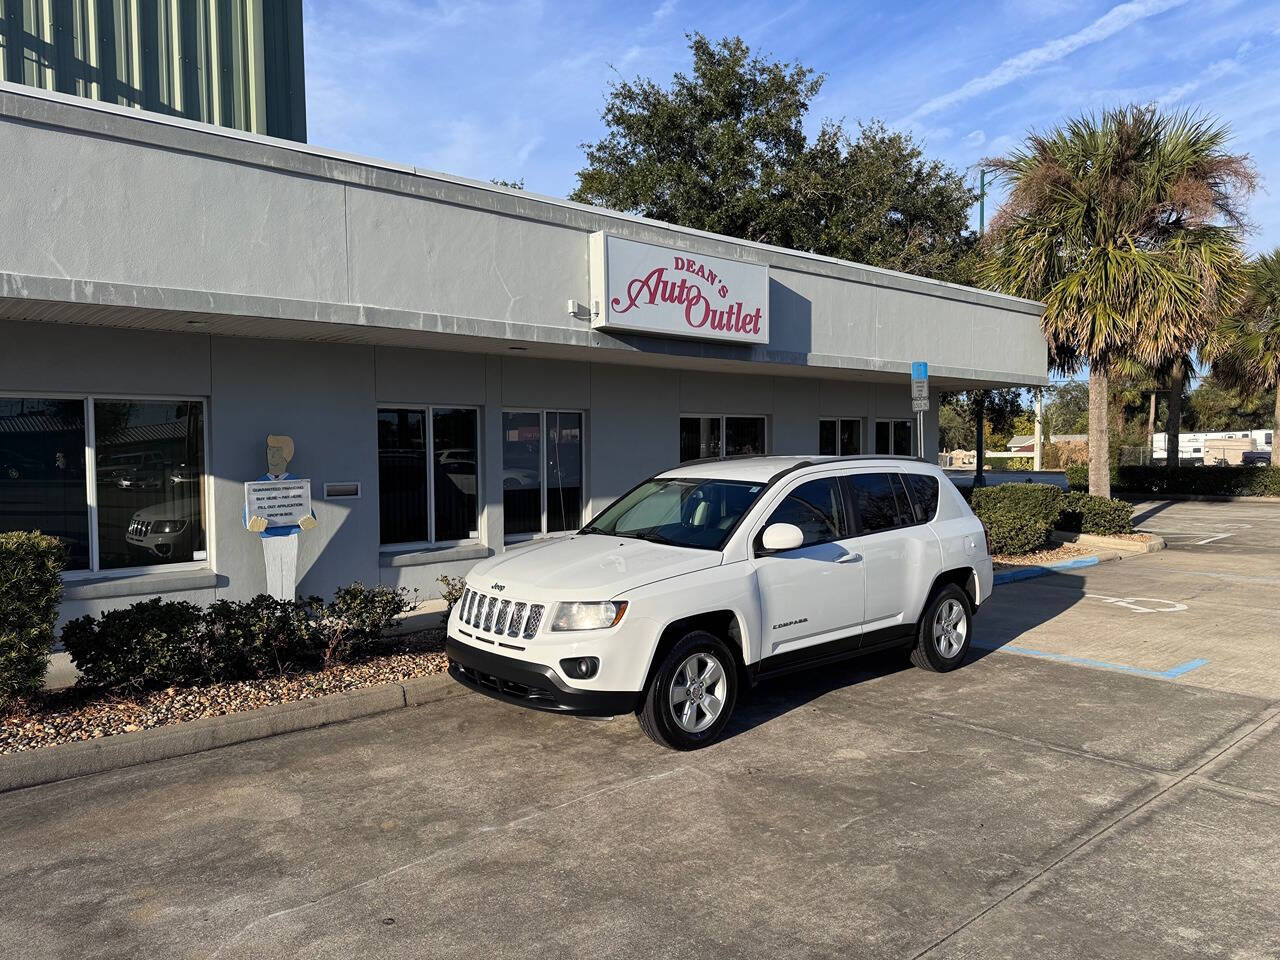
[[245, 435, 316, 600]]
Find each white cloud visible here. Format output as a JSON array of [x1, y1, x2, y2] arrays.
[[901, 0, 1191, 124], [651, 0, 677, 24], [963, 129, 986, 147]]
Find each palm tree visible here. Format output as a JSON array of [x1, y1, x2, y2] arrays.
[[979, 105, 1253, 496], [1207, 250, 1280, 466]]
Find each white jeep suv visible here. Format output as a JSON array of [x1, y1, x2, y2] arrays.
[[446, 455, 992, 750]]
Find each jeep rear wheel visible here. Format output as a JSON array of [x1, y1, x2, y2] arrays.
[[910, 583, 972, 672], [637, 631, 737, 750]]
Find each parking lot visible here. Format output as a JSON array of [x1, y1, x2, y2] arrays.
[[2, 499, 1278, 960]]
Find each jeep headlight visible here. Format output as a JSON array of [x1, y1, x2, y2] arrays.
[[550, 601, 628, 632]]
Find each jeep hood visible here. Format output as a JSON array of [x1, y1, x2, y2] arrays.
[[469, 534, 721, 599]]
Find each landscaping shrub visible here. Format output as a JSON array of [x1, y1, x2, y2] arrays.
[[983, 510, 1053, 556], [0, 531, 66, 707], [62, 583, 410, 691], [437, 574, 466, 616], [313, 583, 409, 667], [62, 598, 203, 690], [195, 595, 318, 681], [1058, 492, 1134, 535], [1114, 465, 1280, 498], [970, 482, 1065, 527], [969, 483, 1064, 556], [1065, 464, 1089, 492]]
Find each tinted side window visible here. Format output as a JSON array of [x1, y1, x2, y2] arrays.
[[904, 473, 940, 522], [765, 477, 848, 546], [849, 473, 908, 533]]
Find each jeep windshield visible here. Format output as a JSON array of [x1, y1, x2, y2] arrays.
[[580, 477, 766, 551]]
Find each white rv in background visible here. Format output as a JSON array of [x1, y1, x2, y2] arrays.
[[1153, 429, 1274, 465]]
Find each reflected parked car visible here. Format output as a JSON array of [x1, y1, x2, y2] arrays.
[[125, 501, 199, 560]]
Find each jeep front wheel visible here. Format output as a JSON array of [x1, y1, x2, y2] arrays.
[[637, 631, 737, 750]]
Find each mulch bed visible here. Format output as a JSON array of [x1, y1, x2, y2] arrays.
[[1, 631, 448, 756], [993, 543, 1090, 568]]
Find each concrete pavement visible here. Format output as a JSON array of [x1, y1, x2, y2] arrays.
[[1, 499, 1277, 960]]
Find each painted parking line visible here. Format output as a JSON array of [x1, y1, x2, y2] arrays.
[[973, 642, 1208, 680]]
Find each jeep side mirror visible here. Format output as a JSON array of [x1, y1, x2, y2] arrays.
[[761, 522, 804, 553]]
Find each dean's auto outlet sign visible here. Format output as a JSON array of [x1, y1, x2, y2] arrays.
[[590, 233, 769, 345]]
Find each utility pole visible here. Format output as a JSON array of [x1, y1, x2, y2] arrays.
[[1033, 388, 1044, 472], [979, 169, 992, 235]]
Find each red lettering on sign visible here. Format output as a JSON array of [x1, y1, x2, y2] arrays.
[[610, 258, 765, 341]]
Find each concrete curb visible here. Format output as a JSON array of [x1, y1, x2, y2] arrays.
[[1050, 531, 1167, 554], [0, 671, 467, 794], [1122, 492, 1280, 504], [994, 528, 1170, 585]]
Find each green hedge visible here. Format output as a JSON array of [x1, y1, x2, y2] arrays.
[[969, 482, 1134, 553], [1114, 465, 1280, 498], [971, 483, 1065, 527], [1065, 464, 1089, 492], [984, 512, 1053, 555], [0, 532, 66, 707], [1058, 492, 1134, 535], [62, 583, 409, 692]]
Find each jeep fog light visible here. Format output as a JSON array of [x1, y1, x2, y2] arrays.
[[560, 657, 600, 679], [550, 601, 628, 631]]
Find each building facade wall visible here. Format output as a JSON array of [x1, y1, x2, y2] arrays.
[[2, 319, 938, 620]]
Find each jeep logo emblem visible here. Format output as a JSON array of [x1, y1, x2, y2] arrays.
[[491, 582, 506, 592]]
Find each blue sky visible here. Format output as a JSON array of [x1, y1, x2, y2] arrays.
[[303, 0, 1280, 253]]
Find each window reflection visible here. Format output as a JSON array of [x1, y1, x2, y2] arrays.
[[378, 409, 429, 544], [433, 408, 478, 541], [503, 412, 542, 536], [0, 398, 89, 569], [546, 412, 582, 533], [94, 400, 206, 569]]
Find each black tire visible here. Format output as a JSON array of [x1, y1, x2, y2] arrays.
[[910, 583, 972, 672], [636, 631, 738, 750]]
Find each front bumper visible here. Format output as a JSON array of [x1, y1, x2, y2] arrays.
[[446, 639, 641, 717]]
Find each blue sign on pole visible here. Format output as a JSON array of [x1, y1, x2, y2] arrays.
[[911, 361, 928, 381]]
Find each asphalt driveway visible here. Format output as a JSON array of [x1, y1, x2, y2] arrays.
[[2, 499, 1277, 960]]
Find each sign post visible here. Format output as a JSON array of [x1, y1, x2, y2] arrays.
[[911, 361, 929, 459]]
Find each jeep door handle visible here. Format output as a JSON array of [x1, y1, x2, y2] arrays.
[[837, 553, 863, 564]]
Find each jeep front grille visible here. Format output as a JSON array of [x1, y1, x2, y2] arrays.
[[460, 588, 544, 641]]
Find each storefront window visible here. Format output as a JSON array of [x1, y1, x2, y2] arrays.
[[378, 407, 479, 545], [94, 400, 207, 569], [819, 418, 863, 456], [1, 395, 207, 572], [679, 416, 766, 462], [875, 419, 915, 456], [434, 408, 479, 541], [0, 398, 90, 569], [546, 412, 583, 533], [503, 410, 584, 539]]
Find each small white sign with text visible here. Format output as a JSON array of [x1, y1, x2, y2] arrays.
[[244, 478, 313, 528]]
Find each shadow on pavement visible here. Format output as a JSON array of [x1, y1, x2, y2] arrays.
[[721, 571, 1087, 741]]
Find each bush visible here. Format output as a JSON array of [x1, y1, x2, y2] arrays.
[[62, 598, 203, 690], [437, 574, 466, 616], [970, 483, 1064, 556], [971, 482, 1065, 527], [983, 510, 1053, 556], [314, 583, 409, 668], [1065, 464, 1089, 492], [1114, 465, 1280, 498], [195, 595, 318, 681], [1058, 492, 1134, 535], [62, 583, 410, 691], [0, 532, 66, 707]]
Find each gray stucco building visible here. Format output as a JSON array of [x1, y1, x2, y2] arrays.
[[0, 82, 1047, 621]]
